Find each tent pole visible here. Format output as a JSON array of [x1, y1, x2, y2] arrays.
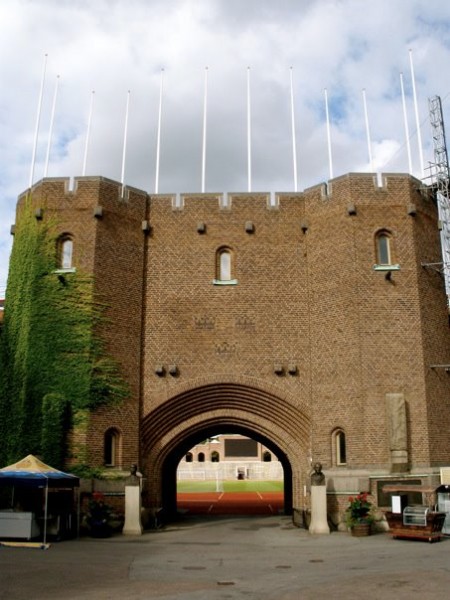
[[43, 481, 49, 545], [76, 487, 81, 538]]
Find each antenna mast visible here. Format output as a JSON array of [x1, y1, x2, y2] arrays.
[[428, 95, 450, 306]]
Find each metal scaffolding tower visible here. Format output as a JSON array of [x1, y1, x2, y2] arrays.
[[428, 95, 450, 307]]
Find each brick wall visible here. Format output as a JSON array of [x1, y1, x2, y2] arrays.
[[15, 172, 450, 516]]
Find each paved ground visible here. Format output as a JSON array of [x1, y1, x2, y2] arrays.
[[1, 514, 450, 599]]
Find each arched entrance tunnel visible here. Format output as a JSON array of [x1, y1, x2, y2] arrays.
[[140, 382, 311, 523], [164, 424, 292, 518]]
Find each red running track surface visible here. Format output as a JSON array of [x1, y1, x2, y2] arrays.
[[177, 491, 284, 515]]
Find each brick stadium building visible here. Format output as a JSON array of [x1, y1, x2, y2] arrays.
[[10, 172, 450, 522], [178, 434, 283, 483]]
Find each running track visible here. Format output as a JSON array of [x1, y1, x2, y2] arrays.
[[177, 491, 284, 515]]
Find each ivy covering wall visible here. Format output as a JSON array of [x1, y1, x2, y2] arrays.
[[0, 197, 127, 469]]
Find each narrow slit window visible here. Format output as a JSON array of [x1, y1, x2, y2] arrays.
[[214, 247, 237, 284], [60, 238, 73, 269], [336, 430, 347, 465], [219, 249, 231, 280], [104, 428, 121, 467], [376, 232, 392, 265]]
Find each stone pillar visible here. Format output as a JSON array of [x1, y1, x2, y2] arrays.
[[122, 485, 143, 535], [309, 485, 330, 535]]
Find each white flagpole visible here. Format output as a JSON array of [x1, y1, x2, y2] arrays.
[[409, 49, 424, 178], [201, 67, 208, 193], [324, 88, 333, 180], [290, 67, 298, 192], [247, 66, 252, 193], [44, 74, 60, 178], [399, 72, 413, 174], [120, 90, 131, 186], [362, 88, 374, 172], [155, 68, 164, 194], [82, 90, 95, 176], [29, 53, 48, 189]]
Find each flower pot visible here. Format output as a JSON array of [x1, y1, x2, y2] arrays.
[[89, 519, 111, 538], [351, 522, 371, 537]]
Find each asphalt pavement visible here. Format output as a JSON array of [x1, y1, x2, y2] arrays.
[[1, 514, 450, 599]]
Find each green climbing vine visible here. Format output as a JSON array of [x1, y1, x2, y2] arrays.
[[41, 392, 69, 470], [0, 196, 128, 469]]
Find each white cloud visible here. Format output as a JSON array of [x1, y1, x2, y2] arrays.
[[1, 0, 450, 289]]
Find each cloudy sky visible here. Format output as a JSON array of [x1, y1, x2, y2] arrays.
[[1, 0, 450, 291]]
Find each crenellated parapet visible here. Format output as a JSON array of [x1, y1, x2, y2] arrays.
[[17, 176, 148, 217], [15, 172, 433, 227]]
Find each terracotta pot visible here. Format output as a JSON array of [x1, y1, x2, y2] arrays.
[[351, 522, 371, 537]]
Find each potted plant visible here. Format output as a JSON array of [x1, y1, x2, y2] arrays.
[[345, 492, 374, 536], [86, 492, 113, 538]]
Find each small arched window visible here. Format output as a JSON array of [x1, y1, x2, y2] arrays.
[[198, 452, 205, 463], [263, 451, 272, 462], [104, 428, 121, 467], [211, 451, 220, 463], [58, 236, 74, 270], [333, 429, 347, 466], [185, 452, 193, 463], [219, 250, 231, 280], [214, 247, 237, 284], [375, 231, 392, 266]]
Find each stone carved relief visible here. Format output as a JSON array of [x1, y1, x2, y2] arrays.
[[194, 316, 215, 330], [215, 341, 237, 355], [386, 393, 407, 450], [386, 392, 409, 472], [235, 316, 256, 331]]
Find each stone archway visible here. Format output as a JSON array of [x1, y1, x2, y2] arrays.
[[140, 382, 311, 520]]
